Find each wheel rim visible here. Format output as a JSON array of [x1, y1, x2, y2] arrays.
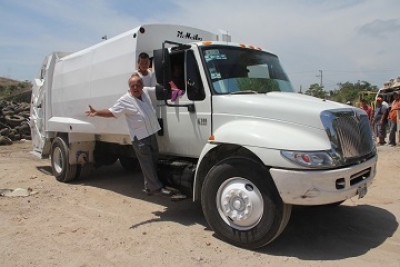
[[52, 146, 64, 174], [216, 177, 264, 230]]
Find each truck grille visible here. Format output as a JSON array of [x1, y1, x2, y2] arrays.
[[332, 114, 374, 159], [322, 109, 375, 165]]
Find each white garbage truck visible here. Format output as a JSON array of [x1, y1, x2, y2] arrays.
[[30, 24, 378, 249]]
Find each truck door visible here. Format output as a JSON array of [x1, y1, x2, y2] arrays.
[[157, 49, 212, 157]]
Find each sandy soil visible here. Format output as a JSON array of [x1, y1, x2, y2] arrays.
[[0, 140, 399, 267]]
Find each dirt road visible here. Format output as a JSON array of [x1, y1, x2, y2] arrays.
[[0, 141, 399, 267]]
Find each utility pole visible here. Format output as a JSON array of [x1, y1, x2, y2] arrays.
[[316, 70, 323, 87]]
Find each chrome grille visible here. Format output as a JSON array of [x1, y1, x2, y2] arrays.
[[321, 109, 375, 165], [332, 114, 374, 159]]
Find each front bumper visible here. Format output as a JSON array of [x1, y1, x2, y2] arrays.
[[269, 154, 378, 205]]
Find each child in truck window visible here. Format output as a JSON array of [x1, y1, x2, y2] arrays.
[[133, 52, 156, 87]]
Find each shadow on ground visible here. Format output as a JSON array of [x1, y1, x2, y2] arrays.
[[260, 204, 398, 260], [38, 163, 398, 260]]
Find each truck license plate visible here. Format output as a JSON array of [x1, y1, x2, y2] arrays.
[[357, 184, 368, 199]]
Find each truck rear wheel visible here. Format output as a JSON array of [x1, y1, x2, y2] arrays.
[[75, 164, 92, 180], [51, 137, 77, 182], [201, 157, 291, 249]]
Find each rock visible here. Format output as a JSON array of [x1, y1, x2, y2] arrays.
[[0, 188, 38, 197], [0, 189, 13, 196]]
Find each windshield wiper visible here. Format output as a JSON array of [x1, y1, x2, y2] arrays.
[[229, 90, 258, 95]]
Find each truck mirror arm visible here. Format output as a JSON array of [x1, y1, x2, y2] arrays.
[[163, 99, 195, 113], [156, 84, 195, 112]]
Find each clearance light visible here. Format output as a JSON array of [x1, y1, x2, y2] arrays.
[[239, 43, 246, 48], [249, 45, 254, 49], [257, 47, 262, 51], [208, 135, 215, 141], [202, 41, 212, 45]]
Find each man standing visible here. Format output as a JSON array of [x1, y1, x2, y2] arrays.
[[85, 75, 170, 196], [372, 97, 389, 145], [388, 91, 400, 146], [360, 99, 372, 122]]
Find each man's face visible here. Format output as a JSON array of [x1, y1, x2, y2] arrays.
[[129, 77, 143, 98]]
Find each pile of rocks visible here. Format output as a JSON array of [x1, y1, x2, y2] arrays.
[[0, 100, 31, 146]]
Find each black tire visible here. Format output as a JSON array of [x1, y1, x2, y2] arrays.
[[119, 156, 140, 172], [51, 137, 77, 182], [75, 164, 92, 180], [19, 111, 30, 119], [0, 136, 12, 145], [19, 122, 30, 132], [21, 133, 31, 140], [5, 114, 25, 127], [0, 128, 10, 137], [201, 157, 292, 249], [93, 153, 118, 167]]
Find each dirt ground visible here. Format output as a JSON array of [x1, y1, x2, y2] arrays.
[[0, 140, 399, 267]]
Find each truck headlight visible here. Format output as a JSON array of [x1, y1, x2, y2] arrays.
[[281, 150, 337, 168]]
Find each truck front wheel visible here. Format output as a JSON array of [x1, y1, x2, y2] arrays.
[[201, 157, 291, 249], [51, 137, 78, 182]]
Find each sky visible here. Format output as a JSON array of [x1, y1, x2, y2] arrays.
[[1, 0, 400, 92]]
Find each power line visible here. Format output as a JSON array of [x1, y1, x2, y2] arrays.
[[289, 69, 400, 75]]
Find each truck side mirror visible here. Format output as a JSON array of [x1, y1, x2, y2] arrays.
[[153, 48, 171, 87], [155, 84, 171, 100]]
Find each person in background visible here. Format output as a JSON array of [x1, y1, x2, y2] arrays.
[[360, 98, 373, 122], [388, 91, 400, 146], [377, 94, 389, 109], [133, 52, 156, 87], [85, 75, 170, 196], [372, 97, 389, 145]]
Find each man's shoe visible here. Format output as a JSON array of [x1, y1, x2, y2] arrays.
[[143, 187, 172, 196], [164, 186, 180, 195], [142, 189, 152, 196]]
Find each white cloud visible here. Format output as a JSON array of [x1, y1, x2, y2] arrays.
[[358, 19, 400, 38]]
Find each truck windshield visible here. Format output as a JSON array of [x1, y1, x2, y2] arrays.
[[200, 46, 294, 94]]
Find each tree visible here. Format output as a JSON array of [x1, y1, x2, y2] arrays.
[[330, 81, 378, 104], [305, 83, 327, 99]]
